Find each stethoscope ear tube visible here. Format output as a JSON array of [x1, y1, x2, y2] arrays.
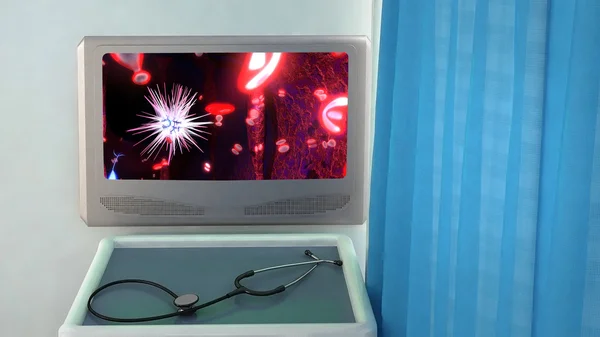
[[233, 270, 286, 296], [232, 251, 342, 296]]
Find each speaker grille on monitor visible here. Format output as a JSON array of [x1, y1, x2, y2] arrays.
[[244, 194, 350, 216], [100, 196, 205, 216]]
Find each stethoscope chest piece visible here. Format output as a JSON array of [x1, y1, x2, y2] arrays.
[[174, 294, 199, 313]]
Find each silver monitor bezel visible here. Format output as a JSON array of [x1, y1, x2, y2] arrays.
[[78, 35, 371, 227]]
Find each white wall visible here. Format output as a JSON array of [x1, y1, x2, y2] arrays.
[[0, 0, 380, 336]]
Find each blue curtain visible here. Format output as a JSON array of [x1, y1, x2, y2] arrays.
[[366, 0, 600, 336]]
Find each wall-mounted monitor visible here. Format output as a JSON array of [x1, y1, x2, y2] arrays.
[[77, 36, 371, 226]]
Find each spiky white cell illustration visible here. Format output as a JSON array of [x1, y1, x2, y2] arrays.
[[128, 84, 213, 163]]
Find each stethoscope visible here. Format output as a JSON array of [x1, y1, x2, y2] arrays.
[[87, 250, 343, 323]]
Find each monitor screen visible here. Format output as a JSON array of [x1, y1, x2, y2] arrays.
[[102, 52, 349, 181]]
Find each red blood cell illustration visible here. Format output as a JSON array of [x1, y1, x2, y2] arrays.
[[278, 144, 290, 153], [198, 95, 203, 101], [276, 139, 287, 146], [234, 144, 243, 152], [231, 148, 240, 155], [132, 70, 151, 85], [215, 115, 223, 122], [205, 102, 235, 116], [110, 53, 152, 86], [237, 52, 283, 93], [249, 109, 259, 119], [327, 139, 337, 148], [249, 53, 265, 69], [327, 110, 344, 121], [215, 121, 222, 127], [152, 158, 169, 171], [246, 118, 255, 126], [313, 88, 327, 102], [278, 88, 286, 97], [322, 141, 328, 148], [203, 162, 211, 172], [319, 94, 348, 135]]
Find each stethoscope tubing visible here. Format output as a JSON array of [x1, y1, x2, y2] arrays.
[[87, 250, 342, 323]]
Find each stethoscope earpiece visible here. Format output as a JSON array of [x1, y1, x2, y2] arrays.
[[306, 249, 342, 266]]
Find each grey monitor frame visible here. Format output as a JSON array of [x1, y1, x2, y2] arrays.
[[78, 35, 371, 227]]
